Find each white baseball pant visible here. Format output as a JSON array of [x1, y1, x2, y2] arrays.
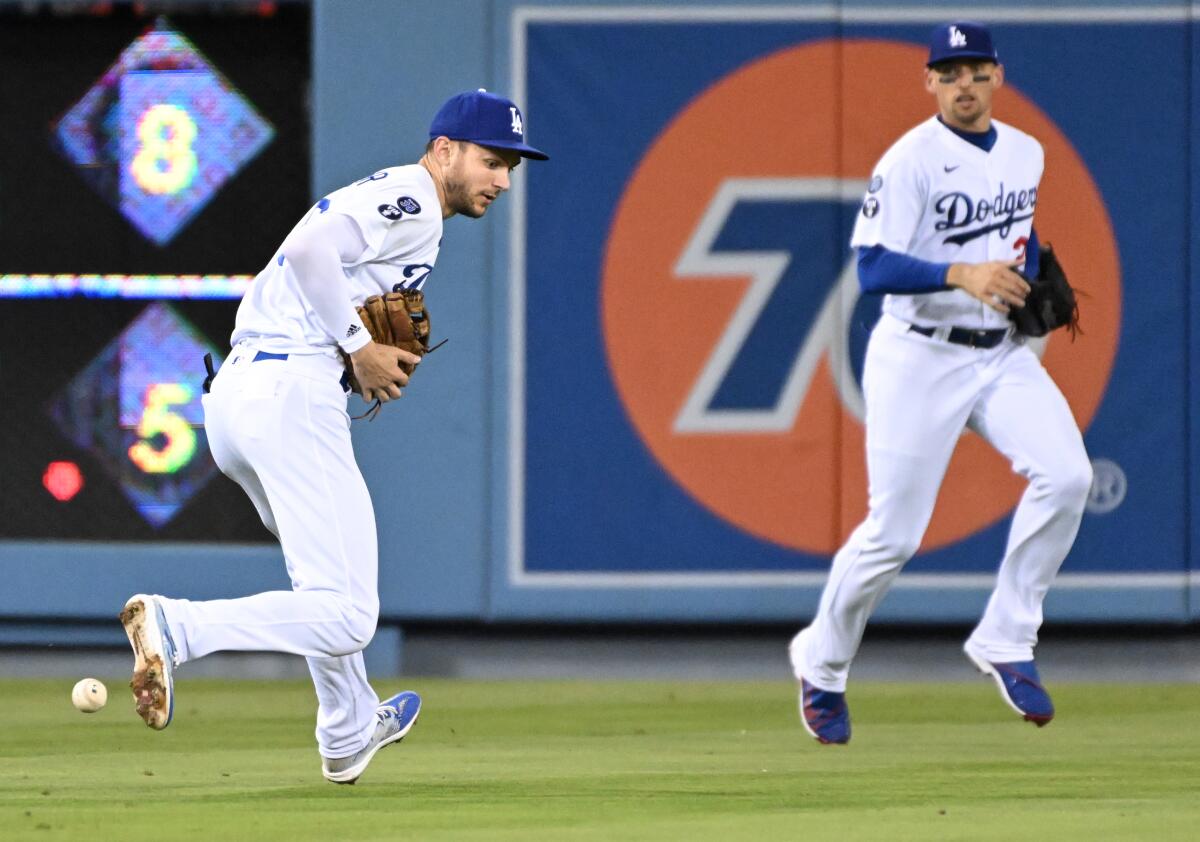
[[158, 344, 381, 758], [791, 312, 1093, 691]]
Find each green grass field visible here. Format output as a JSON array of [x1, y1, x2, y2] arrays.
[[1, 678, 1197, 841]]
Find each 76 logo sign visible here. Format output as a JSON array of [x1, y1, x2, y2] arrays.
[[673, 178, 870, 433]]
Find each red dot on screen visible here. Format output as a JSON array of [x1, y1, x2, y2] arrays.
[[43, 461, 84, 502]]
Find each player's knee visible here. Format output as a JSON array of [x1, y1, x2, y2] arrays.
[[343, 603, 379, 650], [320, 601, 378, 657], [865, 535, 921, 563], [1047, 458, 1093, 511], [1065, 459, 1094, 505], [863, 519, 923, 561], [887, 536, 922, 562]]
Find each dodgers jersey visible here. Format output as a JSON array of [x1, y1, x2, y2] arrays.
[[851, 116, 1043, 329], [232, 164, 442, 355]]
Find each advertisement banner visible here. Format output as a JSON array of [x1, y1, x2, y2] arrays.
[[509, 8, 1187, 610]]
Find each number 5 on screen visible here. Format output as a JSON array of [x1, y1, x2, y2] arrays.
[[128, 383, 197, 474]]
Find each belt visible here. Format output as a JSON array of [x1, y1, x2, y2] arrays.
[[201, 349, 351, 393], [907, 323, 1009, 349], [252, 349, 351, 391], [203, 350, 292, 394]]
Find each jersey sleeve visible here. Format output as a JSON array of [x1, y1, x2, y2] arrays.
[[321, 171, 427, 262], [276, 211, 373, 353], [850, 144, 927, 253], [857, 245, 950, 294]]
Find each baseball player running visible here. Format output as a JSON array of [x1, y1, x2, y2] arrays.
[[788, 22, 1092, 743], [119, 90, 547, 783]]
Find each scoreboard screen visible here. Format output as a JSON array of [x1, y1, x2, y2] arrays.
[[0, 2, 310, 542]]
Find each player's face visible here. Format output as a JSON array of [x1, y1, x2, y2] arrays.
[[925, 60, 1004, 131], [443, 143, 521, 218]]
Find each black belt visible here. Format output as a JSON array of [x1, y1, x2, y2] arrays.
[[907, 323, 1009, 349]]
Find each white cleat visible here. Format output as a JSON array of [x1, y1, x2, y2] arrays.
[[322, 691, 422, 784], [119, 594, 177, 730]]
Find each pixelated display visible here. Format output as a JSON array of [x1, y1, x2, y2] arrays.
[[56, 20, 274, 246], [47, 302, 223, 528], [43, 462, 84, 503], [0, 4, 308, 277], [0, 3, 307, 542], [128, 100, 200, 196], [0, 274, 251, 299]]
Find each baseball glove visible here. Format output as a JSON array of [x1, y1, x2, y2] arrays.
[[1010, 243, 1081, 339], [340, 289, 444, 420]]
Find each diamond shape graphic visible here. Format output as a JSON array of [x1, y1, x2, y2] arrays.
[[52, 18, 274, 245], [48, 303, 223, 527]]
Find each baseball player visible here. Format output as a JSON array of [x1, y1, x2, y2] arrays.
[[119, 90, 548, 783], [787, 22, 1092, 743]]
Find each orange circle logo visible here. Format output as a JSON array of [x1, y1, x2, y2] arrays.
[[602, 39, 1120, 555]]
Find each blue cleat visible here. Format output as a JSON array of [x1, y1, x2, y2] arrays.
[[322, 691, 422, 784], [798, 677, 851, 745], [964, 643, 1054, 726], [119, 594, 178, 730]]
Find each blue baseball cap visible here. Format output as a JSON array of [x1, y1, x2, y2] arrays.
[[926, 21, 999, 67], [429, 89, 549, 161]]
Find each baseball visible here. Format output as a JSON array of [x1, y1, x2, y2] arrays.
[[71, 678, 107, 713]]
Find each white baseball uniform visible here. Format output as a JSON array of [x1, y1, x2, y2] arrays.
[[157, 165, 441, 759], [790, 117, 1093, 691]]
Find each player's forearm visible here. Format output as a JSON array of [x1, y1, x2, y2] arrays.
[[280, 218, 371, 353], [857, 245, 952, 294]]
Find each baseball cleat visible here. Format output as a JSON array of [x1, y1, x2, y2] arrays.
[[119, 594, 178, 730], [964, 642, 1054, 726], [322, 690, 422, 784], [798, 677, 851, 745]]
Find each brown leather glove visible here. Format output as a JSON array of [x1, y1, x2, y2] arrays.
[[340, 289, 443, 418]]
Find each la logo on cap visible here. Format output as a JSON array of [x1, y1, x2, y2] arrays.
[[510, 106, 523, 135], [949, 25, 967, 47]]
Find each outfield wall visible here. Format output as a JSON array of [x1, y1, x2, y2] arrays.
[[1, 0, 1196, 633]]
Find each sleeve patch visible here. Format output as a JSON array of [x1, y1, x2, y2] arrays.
[[377, 196, 422, 221]]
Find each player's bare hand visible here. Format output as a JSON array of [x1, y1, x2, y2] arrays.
[[349, 342, 418, 402], [947, 260, 1030, 314]]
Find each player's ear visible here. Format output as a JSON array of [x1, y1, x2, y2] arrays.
[[923, 67, 938, 94], [992, 63, 1004, 89], [431, 136, 455, 163]]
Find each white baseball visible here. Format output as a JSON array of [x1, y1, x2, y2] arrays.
[[71, 678, 108, 713]]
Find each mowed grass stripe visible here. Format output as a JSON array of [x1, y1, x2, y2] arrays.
[[1, 679, 1197, 840]]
